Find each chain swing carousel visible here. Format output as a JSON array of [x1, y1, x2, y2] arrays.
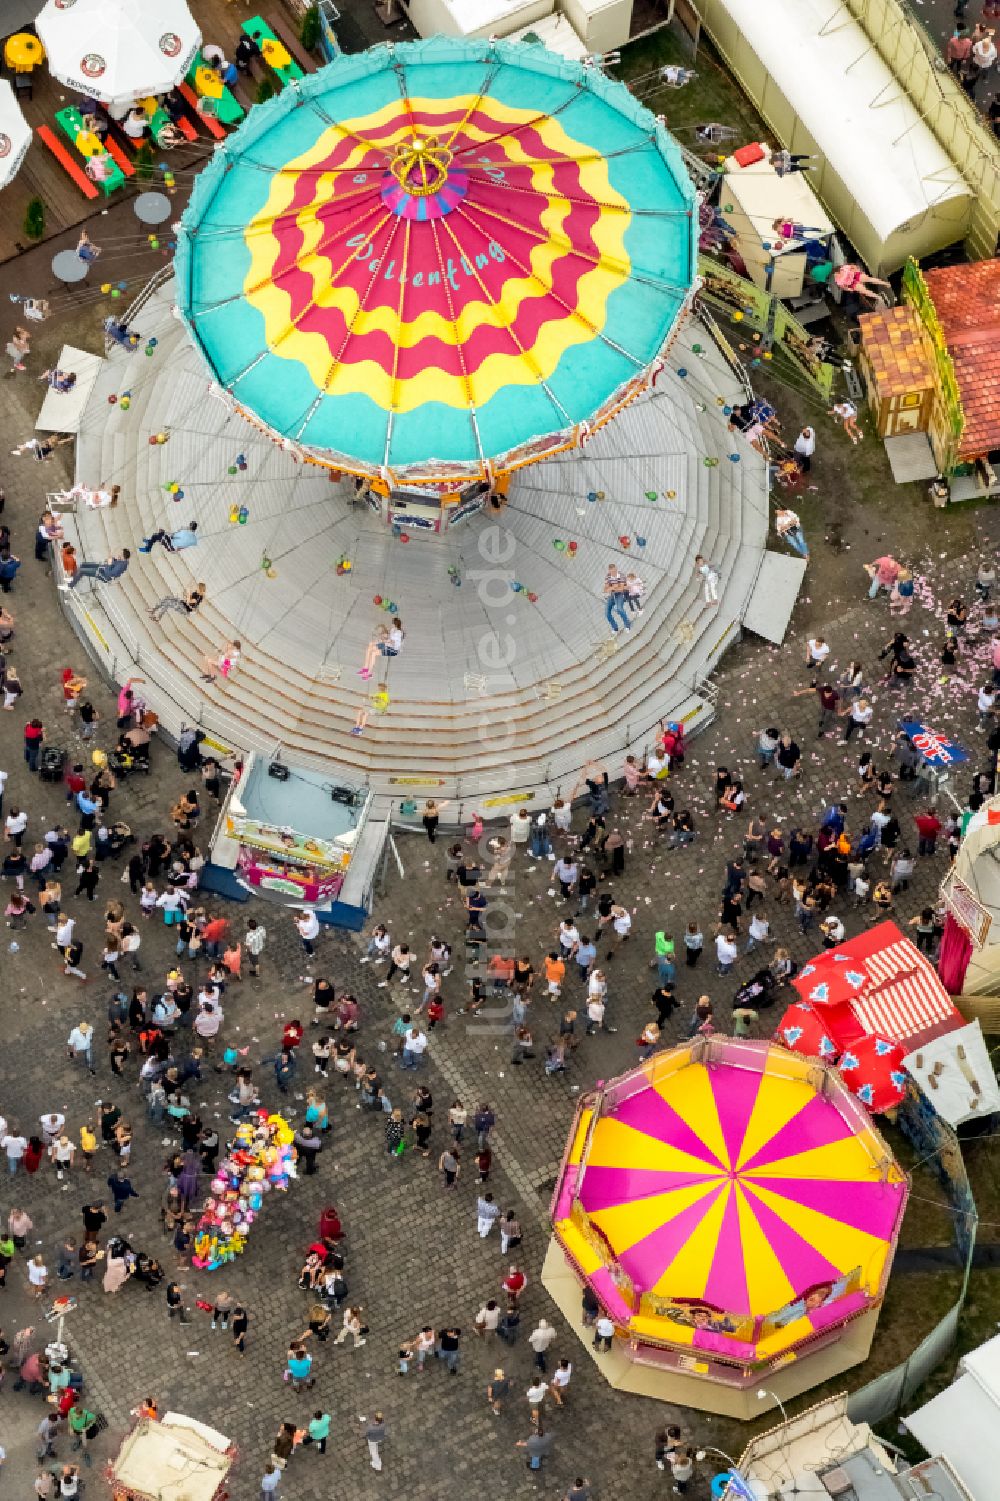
[[66, 38, 780, 891]]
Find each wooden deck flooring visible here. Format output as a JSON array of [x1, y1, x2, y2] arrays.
[[0, 0, 402, 264]]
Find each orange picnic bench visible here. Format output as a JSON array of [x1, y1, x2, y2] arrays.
[[36, 125, 99, 200]]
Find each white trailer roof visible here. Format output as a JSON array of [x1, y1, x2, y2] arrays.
[[430, 0, 554, 31], [723, 150, 834, 249], [717, 0, 968, 245], [906, 1337, 1000, 1501]]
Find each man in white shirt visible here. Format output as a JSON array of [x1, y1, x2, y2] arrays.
[[401, 1027, 428, 1070], [155, 886, 184, 918], [745, 913, 770, 952], [715, 930, 738, 975], [295, 909, 320, 957], [526, 1376, 548, 1413], [593, 1315, 615, 1352], [54, 914, 75, 952], [558, 920, 580, 959], [528, 1318, 556, 1372], [5, 807, 27, 846], [793, 426, 816, 469], [646, 749, 669, 780], [197, 982, 222, 1014], [510, 808, 531, 846], [194, 1003, 222, 1044], [66, 1022, 94, 1070], [805, 636, 831, 670], [3, 1131, 27, 1172], [586, 996, 606, 1035], [0, 767, 6, 817], [39, 1112, 65, 1146], [549, 1357, 573, 1405]]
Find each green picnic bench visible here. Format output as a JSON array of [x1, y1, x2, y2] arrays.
[[186, 53, 245, 127], [54, 105, 125, 196], [243, 16, 305, 88]]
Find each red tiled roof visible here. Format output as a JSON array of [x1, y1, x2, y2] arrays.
[[924, 261, 1000, 460]]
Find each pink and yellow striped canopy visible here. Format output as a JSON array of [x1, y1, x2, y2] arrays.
[[566, 1045, 906, 1320]]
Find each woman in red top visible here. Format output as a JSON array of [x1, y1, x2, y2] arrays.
[[23, 717, 43, 771], [282, 1020, 304, 1052], [23, 1136, 44, 1174]]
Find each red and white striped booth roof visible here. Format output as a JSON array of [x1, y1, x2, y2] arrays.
[[796, 922, 963, 1050]]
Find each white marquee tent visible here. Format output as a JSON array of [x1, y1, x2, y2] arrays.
[[696, 0, 972, 272], [0, 80, 30, 192], [35, 0, 201, 111]]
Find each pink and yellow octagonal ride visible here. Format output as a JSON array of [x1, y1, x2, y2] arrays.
[[548, 1038, 907, 1412]]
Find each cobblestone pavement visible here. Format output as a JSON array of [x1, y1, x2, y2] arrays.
[[0, 558, 981, 1501], [0, 244, 991, 1501]]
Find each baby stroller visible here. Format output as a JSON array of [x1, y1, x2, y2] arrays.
[[95, 821, 133, 859], [733, 969, 777, 1012], [111, 743, 150, 778], [39, 746, 66, 783]]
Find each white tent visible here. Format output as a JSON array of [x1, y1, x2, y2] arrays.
[[903, 1020, 1000, 1127], [906, 1335, 1000, 1501], [111, 1413, 232, 1501], [695, 0, 972, 272], [0, 81, 31, 191], [36, 0, 201, 111]]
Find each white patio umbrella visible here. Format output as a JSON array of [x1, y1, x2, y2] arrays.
[[35, 0, 202, 111], [0, 80, 31, 190]]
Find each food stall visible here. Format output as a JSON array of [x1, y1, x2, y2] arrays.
[[219, 752, 367, 905]]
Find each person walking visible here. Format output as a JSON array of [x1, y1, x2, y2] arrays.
[[528, 1317, 556, 1373], [107, 1167, 139, 1214], [437, 1325, 461, 1373], [364, 1413, 386, 1472], [244, 918, 266, 978], [302, 1410, 331, 1456], [422, 799, 447, 842], [488, 1366, 511, 1416], [549, 1357, 573, 1407], [334, 1305, 366, 1348], [499, 1210, 521, 1257], [295, 907, 320, 959], [477, 1192, 501, 1238]]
